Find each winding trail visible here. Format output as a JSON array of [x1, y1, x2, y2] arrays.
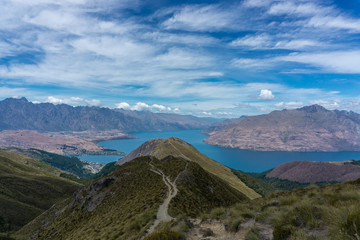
[[145, 162, 188, 235]]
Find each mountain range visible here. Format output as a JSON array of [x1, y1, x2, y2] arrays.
[[204, 104, 360, 151], [0, 98, 217, 132]]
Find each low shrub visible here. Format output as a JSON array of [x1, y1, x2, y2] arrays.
[[144, 231, 185, 240]]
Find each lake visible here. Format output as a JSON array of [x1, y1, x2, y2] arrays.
[[79, 129, 360, 172]]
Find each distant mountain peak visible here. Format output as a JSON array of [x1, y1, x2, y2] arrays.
[[4, 97, 29, 102], [298, 104, 328, 113], [117, 137, 261, 200], [204, 104, 360, 152]]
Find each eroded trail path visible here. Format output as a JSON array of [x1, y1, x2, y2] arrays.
[[145, 162, 187, 235]]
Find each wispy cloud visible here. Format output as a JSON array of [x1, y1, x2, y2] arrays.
[[160, 4, 239, 32], [280, 51, 360, 74], [0, 0, 360, 117]]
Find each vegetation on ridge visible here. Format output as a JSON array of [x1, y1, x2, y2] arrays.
[[197, 179, 360, 239], [120, 137, 261, 200]]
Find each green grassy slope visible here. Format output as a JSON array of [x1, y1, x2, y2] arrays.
[[20, 156, 249, 240], [205, 178, 360, 240], [231, 169, 275, 196], [0, 150, 81, 232], [2, 147, 92, 178], [151, 137, 261, 200]]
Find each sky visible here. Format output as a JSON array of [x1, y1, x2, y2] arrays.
[[0, 0, 360, 117]]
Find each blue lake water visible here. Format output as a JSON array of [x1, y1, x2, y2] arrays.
[[79, 129, 360, 172]]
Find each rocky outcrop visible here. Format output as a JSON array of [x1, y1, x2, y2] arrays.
[[266, 161, 360, 183], [204, 105, 360, 152]]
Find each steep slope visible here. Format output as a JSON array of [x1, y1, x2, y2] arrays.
[[204, 104, 360, 151], [19, 156, 248, 240], [0, 97, 217, 132], [117, 137, 260, 199], [1, 147, 98, 178], [202, 116, 247, 135], [266, 160, 360, 183], [0, 150, 81, 232]]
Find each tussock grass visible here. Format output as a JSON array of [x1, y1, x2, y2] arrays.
[[208, 178, 360, 239]]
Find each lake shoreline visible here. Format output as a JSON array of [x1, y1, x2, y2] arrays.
[[79, 130, 360, 172]]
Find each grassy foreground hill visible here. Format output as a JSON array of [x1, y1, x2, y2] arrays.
[[191, 178, 360, 240], [118, 137, 261, 200], [18, 156, 249, 240], [0, 150, 81, 233]]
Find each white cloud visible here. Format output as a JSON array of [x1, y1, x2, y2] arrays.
[[131, 102, 150, 111], [275, 101, 304, 109], [242, 0, 273, 8], [231, 58, 273, 69], [202, 111, 213, 116], [115, 102, 173, 112], [115, 102, 131, 110], [309, 99, 341, 109], [45, 96, 102, 106], [231, 34, 272, 49], [280, 51, 360, 73], [144, 32, 218, 46], [307, 15, 360, 32], [152, 104, 171, 112], [161, 4, 237, 32], [258, 89, 275, 100], [154, 48, 213, 69], [231, 34, 322, 50], [274, 39, 321, 50], [268, 2, 325, 17]]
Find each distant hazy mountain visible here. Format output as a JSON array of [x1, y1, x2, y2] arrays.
[[0, 97, 217, 132], [202, 115, 247, 135], [204, 105, 360, 151]]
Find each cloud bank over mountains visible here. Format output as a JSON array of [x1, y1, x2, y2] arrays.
[[0, 0, 360, 117]]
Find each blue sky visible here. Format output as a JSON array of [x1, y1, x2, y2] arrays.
[[0, 0, 360, 117]]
